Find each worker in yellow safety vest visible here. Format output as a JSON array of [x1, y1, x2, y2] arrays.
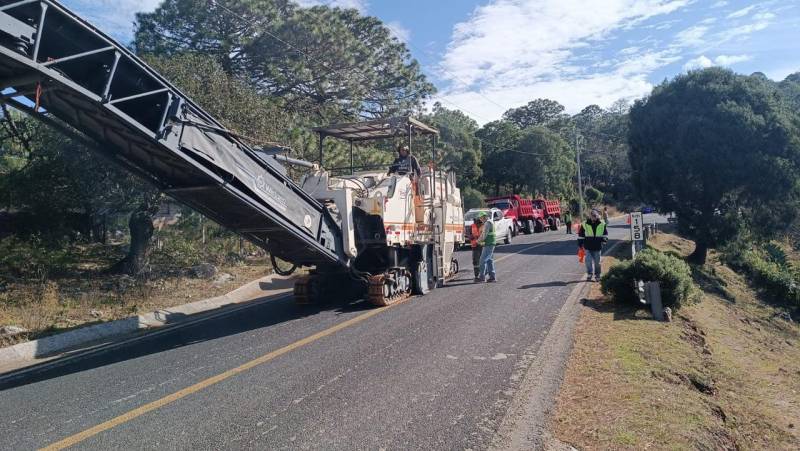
[[578, 209, 609, 282]]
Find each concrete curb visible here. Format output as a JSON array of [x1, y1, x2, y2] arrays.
[[0, 274, 296, 368]]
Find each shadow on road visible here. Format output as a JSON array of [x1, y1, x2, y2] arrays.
[[518, 280, 580, 289], [0, 295, 372, 391]]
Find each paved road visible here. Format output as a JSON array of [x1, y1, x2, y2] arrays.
[[1, 219, 633, 450]]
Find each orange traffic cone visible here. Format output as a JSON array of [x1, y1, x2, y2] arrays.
[[578, 247, 585, 263], [626, 214, 631, 225]]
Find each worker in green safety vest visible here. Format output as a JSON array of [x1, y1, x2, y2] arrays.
[[476, 211, 497, 283], [563, 210, 573, 234], [578, 209, 609, 282]]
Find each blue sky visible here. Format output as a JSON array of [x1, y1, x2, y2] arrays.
[[63, 0, 800, 124]]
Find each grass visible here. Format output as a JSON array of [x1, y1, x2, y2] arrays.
[[550, 227, 800, 450]]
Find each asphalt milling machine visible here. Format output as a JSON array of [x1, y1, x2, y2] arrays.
[[0, 0, 463, 306]]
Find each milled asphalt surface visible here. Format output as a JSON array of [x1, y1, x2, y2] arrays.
[[0, 219, 633, 450]]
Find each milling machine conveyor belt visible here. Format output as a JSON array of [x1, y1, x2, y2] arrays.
[[0, 0, 346, 268]]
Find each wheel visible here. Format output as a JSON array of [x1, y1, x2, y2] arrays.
[[504, 228, 512, 244], [534, 219, 545, 233], [270, 254, 297, 276], [524, 220, 533, 235], [512, 221, 519, 237], [547, 217, 556, 232]]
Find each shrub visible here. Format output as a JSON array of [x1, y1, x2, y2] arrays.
[[0, 235, 75, 280], [601, 248, 697, 310], [723, 243, 800, 307], [584, 186, 604, 207], [600, 259, 637, 305]]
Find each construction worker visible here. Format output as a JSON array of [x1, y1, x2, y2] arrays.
[[388, 144, 421, 178], [477, 212, 497, 283], [563, 210, 573, 234], [470, 217, 484, 282], [578, 209, 608, 282]]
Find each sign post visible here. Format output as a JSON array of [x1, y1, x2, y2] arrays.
[[630, 211, 644, 257]]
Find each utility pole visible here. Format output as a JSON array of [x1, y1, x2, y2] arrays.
[[575, 127, 585, 221]]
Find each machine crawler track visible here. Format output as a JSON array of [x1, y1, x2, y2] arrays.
[[293, 275, 314, 305], [367, 270, 412, 307]]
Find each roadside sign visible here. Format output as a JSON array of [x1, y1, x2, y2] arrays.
[[630, 212, 644, 242]]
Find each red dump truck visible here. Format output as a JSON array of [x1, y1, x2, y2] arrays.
[[532, 198, 562, 232], [485, 195, 562, 234]]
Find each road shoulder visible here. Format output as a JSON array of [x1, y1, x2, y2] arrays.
[[490, 272, 591, 450]]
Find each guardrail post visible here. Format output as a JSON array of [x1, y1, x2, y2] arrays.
[[646, 282, 663, 321]]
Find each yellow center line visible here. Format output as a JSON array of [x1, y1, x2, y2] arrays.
[[40, 304, 397, 451]]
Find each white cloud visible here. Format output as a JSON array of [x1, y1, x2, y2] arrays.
[[438, 0, 692, 122], [64, 0, 161, 41], [714, 54, 753, 65], [385, 21, 411, 43], [684, 55, 713, 70], [295, 0, 368, 13], [683, 54, 752, 70], [619, 46, 641, 55], [726, 5, 757, 19], [712, 1, 728, 7], [675, 25, 709, 47]]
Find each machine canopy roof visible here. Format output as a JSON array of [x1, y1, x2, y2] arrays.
[[313, 116, 438, 142]]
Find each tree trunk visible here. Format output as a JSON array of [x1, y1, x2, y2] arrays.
[[110, 204, 156, 275], [495, 181, 500, 196], [90, 214, 107, 244], [687, 241, 708, 265]]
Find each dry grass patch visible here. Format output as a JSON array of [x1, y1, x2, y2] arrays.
[[0, 261, 271, 346], [550, 231, 800, 450]]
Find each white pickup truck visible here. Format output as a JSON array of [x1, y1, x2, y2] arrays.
[[463, 208, 515, 246]]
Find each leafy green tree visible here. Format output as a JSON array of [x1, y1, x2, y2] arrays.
[[0, 105, 34, 176], [629, 68, 800, 264], [474, 118, 575, 199], [135, 0, 434, 120], [516, 127, 576, 199], [145, 53, 293, 145], [461, 187, 485, 211], [778, 72, 800, 110], [572, 104, 633, 203], [584, 186, 604, 207], [502, 98, 567, 128], [475, 120, 522, 195], [0, 118, 157, 248], [421, 103, 482, 188]]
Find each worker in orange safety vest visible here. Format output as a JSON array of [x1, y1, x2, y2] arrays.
[[470, 217, 483, 281]]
